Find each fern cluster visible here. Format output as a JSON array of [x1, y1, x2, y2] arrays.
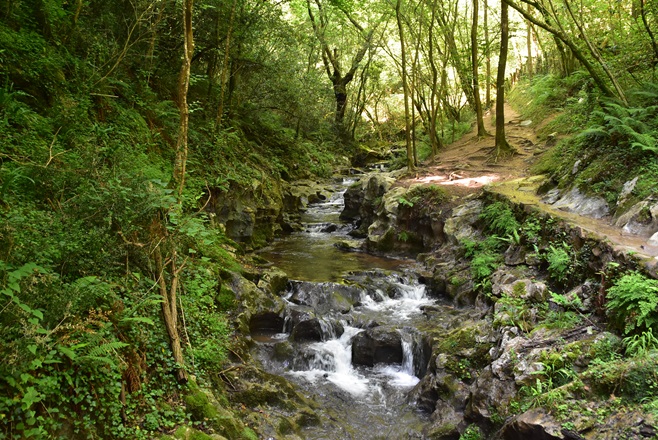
[[606, 272, 658, 335], [581, 100, 658, 155], [479, 201, 520, 237]]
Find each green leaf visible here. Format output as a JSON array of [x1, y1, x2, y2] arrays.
[[120, 316, 154, 326], [27, 345, 37, 355], [57, 345, 77, 360]]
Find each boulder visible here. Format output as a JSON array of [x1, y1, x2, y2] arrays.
[[351, 326, 403, 366], [465, 367, 517, 425], [443, 200, 484, 244], [501, 409, 565, 440], [545, 187, 609, 219], [287, 280, 363, 314], [291, 317, 344, 342]]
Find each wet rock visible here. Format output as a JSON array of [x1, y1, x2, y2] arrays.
[[184, 387, 253, 439], [443, 200, 484, 244], [546, 187, 610, 219], [291, 318, 344, 342], [340, 174, 394, 227], [351, 326, 403, 366], [231, 272, 287, 334], [209, 179, 284, 249], [615, 199, 657, 231], [320, 223, 338, 233], [650, 231, 658, 246], [618, 177, 639, 207], [283, 180, 332, 212], [287, 281, 363, 314], [466, 367, 517, 425], [257, 267, 289, 296], [423, 404, 466, 440], [504, 244, 527, 266], [501, 409, 565, 440], [249, 312, 285, 334], [334, 239, 362, 252]]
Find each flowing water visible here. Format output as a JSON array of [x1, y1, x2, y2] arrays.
[[259, 178, 408, 282], [255, 177, 436, 439]]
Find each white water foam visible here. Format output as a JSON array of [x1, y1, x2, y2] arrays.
[[289, 326, 371, 396], [359, 281, 433, 321]]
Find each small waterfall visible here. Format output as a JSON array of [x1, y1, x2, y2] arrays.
[[318, 317, 337, 341], [282, 315, 292, 333], [291, 326, 370, 396], [400, 331, 415, 376]]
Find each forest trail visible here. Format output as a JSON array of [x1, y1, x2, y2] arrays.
[[401, 102, 543, 196], [400, 102, 658, 263]]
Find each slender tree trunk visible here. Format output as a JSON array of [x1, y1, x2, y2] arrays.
[[174, 0, 194, 197], [639, 0, 658, 62], [396, 0, 414, 171], [526, 3, 533, 77], [162, 0, 195, 384], [154, 244, 187, 383], [484, 0, 491, 107], [472, 0, 487, 136], [216, 0, 237, 128], [563, 0, 628, 104], [495, 0, 513, 157], [435, 8, 475, 109], [506, 0, 617, 99], [427, 0, 444, 157]]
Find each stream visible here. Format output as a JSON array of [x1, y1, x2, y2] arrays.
[[255, 178, 442, 439]]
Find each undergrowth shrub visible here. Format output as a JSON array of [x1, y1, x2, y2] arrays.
[[606, 272, 658, 335], [480, 201, 520, 237]]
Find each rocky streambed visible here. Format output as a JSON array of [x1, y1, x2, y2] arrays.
[[218, 171, 658, 440]]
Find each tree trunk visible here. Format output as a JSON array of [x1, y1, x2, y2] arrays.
[[495, 0, 513, 157], [484, 0, 491, 107], [216, 0, 238, 128], [526, 3, 533, 77], [640, 0, 658, 62], [435, 9, 475, 109], [507, 0, 617, 99], [174, 0, 194, 198], [427, 0, 444, 157], [163, 0, 195, 384], [563, 0, 628, 104], [396, 0, 414, 171], [306, 0, 375, 139], [472, 0, 487, 136], [154, 244, 188, 383]]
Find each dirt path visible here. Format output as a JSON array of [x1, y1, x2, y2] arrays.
[[401, 103, 543, 194], [398, 102, 658, 266]]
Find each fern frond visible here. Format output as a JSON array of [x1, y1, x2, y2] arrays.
[[86, 341, 128, 358]]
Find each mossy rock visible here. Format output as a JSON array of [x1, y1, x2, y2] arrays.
[[227, 366, 316, 411], [277, 417, 297, 435], [436, 321, 493, 369], [172, 426, 227, 440], [184, 389, 247, 439], [293, 407, 321, 427]]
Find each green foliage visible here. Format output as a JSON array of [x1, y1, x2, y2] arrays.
[[623, 329, 658, 357], [509, 72, 592, 135], [480, 201, 520, 237], [545, 243, 573, 282], [461, 236, 504, 294], [459, 424, 483, 440], [580, 100, 658, 155], [606, 272, 658, 335], [401, 185, 448, 214]]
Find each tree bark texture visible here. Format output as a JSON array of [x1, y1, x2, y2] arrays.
[[495, 0, 512, 156], [472, 0, 487, 136]]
